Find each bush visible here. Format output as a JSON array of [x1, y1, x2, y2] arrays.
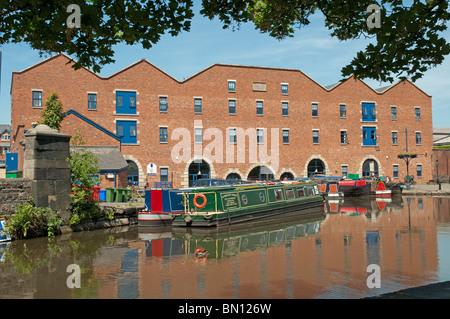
[[5, 203, 62, 239]]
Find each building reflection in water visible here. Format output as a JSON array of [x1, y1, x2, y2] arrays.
[[1, 196, 449, 299]]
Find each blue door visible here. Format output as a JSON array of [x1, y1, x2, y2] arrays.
[[363, 127, 377, 146], [5, 153, 18, 172], [116, 91, 137, 114], [116, 121, 137, 144], [362, 102, 376, 122]]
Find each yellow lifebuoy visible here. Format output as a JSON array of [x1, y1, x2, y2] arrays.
[[193, 193, 207, 209]]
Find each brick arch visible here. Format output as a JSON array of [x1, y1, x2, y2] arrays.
[[123, 155, 145, 187], [244, 163, 277, 180], [358, 155, 384, 176], [278, 169, 296, 180], [181, 156, 216, 188], [223, 168, 244, 180], [301, 155, 330, 178]]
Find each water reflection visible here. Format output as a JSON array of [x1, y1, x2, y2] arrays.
[[0, 196, 450, 299]]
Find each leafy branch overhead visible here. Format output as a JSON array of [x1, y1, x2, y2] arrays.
[[1, 0, 448, 82]]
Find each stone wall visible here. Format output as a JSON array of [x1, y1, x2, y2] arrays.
[[0, 178, 32, 216]]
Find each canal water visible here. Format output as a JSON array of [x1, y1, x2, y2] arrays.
[[1, 196, 450, 299]]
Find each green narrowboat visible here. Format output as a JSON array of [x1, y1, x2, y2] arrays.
[[172, 181, 325, 227]]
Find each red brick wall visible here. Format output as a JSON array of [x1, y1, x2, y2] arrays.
[[11, 54, 433, 188]]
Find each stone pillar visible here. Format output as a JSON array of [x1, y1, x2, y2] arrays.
[[23, 125, 71, 222]]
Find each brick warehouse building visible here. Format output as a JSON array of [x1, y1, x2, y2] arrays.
[[10, 54, 433, 188]]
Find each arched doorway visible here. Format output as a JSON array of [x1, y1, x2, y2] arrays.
[[127, 160, 139, 186], [188, 160, 210, 187], [247, 166, 274, 181], [307, 159, 326, 177], [362, 159, 379, 177], [280, 172, 295, 181], [226, 173, 241, 181]]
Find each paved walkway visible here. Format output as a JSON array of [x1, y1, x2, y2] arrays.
[[402, 183, 450, 196], [367, 280, 450, 299]]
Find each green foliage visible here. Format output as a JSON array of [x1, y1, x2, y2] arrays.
[[434, 145, 450, 149], [201, 0, 450, 82], [5, 203, 62, 239], [37, 92, 66, 131]]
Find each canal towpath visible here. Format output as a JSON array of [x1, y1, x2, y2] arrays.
[[401, 182, 450, 196]]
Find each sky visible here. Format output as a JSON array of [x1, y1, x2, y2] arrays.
[[0, 3, 449, 127]]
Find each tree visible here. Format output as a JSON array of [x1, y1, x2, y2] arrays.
[[38, 91, 65, 131], [1, 0, 448, 82]]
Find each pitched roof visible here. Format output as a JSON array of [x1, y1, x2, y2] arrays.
[[70, 146, 128, 172]]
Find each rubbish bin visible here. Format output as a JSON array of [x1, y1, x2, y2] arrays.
[[6, 170, 22, 178], [114, 188, 123, 203], [106, 188, 115, 202], [124, 188, 132, 202], [99, 190, 106, 201]]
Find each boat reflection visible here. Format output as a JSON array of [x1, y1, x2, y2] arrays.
[[324, 196, 404, 215]]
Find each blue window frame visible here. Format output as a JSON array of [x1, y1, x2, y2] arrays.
[[282, 129, 289, 144], [160, 168, 169, 182], [417, 164, 422, 178], [88, 93, 97, 110], [342, 165, 348, 178], [159, 96, 168, 112], [116, 121, 137, 144], [116, 91, 137, 114], [228, 81, 236, 92], [282, 102, 289, 116], [393, 165, 399, 178], [362, 102, 376, 121], [312, 130, 319, 144], [391, 106, 397, 120], [32, 91, 42, 108], [416, 132, 422, 145], [340, 104, 346, 118], [229, 128, 237, 144], [415, 107, 421, 120], [194, 98, 202, 114], [159, 127, 168, 143], [256, 101, 263, 115], [281, 84, 288, 95], [340, 131, 347, 144], [312, 103, 318, 117], [229, 99, 236, 115], [392, 131, 398, 145], [363, 127, 377, 146]]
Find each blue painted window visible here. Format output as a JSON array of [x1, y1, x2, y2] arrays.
[[340, 131, 347, 144], [416, 132, 422, 145], [282, 129, 289, 144], [282, 102, 289, 116], [391, 106, 397, 120], [362, 102, 376, 121], [362, 127, 377, 146], [194, 98, 202, 113], [256, 101, 263, 115], [393, 165, 399, 178], [116, 91, 137, 114], [342, 165, 348, 178], [159, 97, 168, 112], [229, 99, 236, 115], [417, 164, 422, 177], [312, 130, 319, 144], [340, 104, 346, 118], [281, 84, 288, 95], [159, 127, 168, 143], [32, 91, 42, 108], [415, 107, 421, 120], [312, 103, 318, 117], [160, 168, 169, 182], [229, 128, 237, 144], [392, 131, 398, 145], [228, 80, 236, 92], [116, 121, 137, 144], [88, 93, 97, 110]]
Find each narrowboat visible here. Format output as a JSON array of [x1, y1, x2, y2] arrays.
[[338, 180, 371, 197], [317, 181, 344, 197], [172, 181, 325, 227], [374, 181, 392, 198], [138, 189, 185, 227]]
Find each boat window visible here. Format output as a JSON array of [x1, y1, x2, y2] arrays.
[[274, 189, 283, 200], [286, 188, 295, 200], [314, 185, 319, 195], [307, 186, 314, 196], [297, 187, 305, 197]]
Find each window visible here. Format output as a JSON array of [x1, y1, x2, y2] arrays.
[[340, 104, 346, 118], [88, 93, 97, 110], [312, 103, 318, 117], [340, 131, 347, 144], [286, 188, 295, 199], [417, 164, 422, 178], [342, 165, 348, 178], [159, 127, 168, 143], [362, 127, 377, 146], [160, 168, 169, 182], [257, 128, 264, 144], [116, 91, 137, 114], [229, 99, 236, 115], [393, 165, 399, 178], [391, 106, 397, 120], [195, 128, 203, 143], [256, 101, 263, 115], [416, 132, 422, 145], [1, 134, 10, 141], [392, 131, 398, 145], [229, 128, 237, 144], [281, 84, 288, 95], [297, 187, 305, 197], [282, 129, 289, 144], [159, 96, 168, 112], [313, 130, 319, 144], [116, 120, 137, 144], [274, 189, 283, 201], [282, 102, 289, 116], [362, 102, 376, 121], [228, 80, 236, 92], [194, 98, 202, 114], [415, 107, 421, 120], [32, 91, 42, 108]]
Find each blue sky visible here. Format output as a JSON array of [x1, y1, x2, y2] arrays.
[[0, 5, 449, 127]]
